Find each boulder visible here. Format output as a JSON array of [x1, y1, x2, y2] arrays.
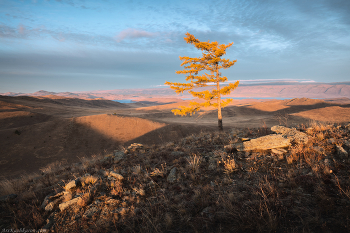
[[271, 125, 308, 143], [235, 134, 290, 151]]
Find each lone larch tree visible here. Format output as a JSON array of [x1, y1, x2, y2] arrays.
[[165, 33, 239, 131]]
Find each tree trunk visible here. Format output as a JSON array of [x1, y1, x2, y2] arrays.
[[216, 65, 223, 131]]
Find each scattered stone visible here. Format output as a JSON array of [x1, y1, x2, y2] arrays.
[[41, 212, 56, 230], [44, 196, 64, 212], [271, 148, 287, 160], [271, 125, 309, 143], [64, 178, 81, 191], [167, 167, 177, 183], [171, 151, 185, 156], [208, 158, 218, 170], [313, 146, 326, 155], [224, 144, 236, 153], [235, 134, 290, 151], [328, 138, 336, 144], [239, 138, 250, 142], [109, 171, 124, 181], [127, 143, 144, 151], [59, 196, 82, 211], [286, 155, 294, 164], [344, 140, 350, 148], [336, 145, 348, 159], [100, 156, 112, 163], [271, 148, 287, 155], [100, 169, 109, 177], [114, 151, 125, 162]]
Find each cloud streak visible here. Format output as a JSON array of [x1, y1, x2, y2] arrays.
[[115, 28, 156, 42]]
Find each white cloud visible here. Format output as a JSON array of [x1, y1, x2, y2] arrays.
[[115, 28, 156, 42]]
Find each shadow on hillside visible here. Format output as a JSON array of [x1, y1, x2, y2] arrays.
[[126, 124, 218, 146], [0, 116, 171, 180]]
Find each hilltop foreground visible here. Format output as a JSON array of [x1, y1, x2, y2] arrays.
[[1, 123, 350, 232]]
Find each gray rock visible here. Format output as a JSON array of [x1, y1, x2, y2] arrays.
[[171, 151, 185, 156], [208, 158, 218, 170], [235, 134, 290, 151], [271, 125, 308, 143], [167, 167, 177, 183], [336, 145, 348, 159], [59, 196, 82, 211], [114, 151, 125, 162]]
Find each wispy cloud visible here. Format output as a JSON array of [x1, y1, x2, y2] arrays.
[[115, 28, 156, 42]]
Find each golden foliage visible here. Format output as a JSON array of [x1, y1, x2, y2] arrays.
[[165, 33, 239, 117]]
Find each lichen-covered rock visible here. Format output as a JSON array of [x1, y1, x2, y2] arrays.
[[271, 125, 308, 143], [235, 134, 290, 151], [167, 167, 177, 183]]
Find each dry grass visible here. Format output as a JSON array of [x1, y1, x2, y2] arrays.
[[1, 122, 350, 232]]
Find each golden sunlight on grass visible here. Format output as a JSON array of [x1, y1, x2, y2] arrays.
[[292, 106, 350, 122]]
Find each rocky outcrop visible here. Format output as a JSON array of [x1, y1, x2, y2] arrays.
[[232, 125, 309, 151], [271, 125, 309, 143], [235, 134, 290, 151]]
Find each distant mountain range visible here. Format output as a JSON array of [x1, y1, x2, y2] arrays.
[[2, 82, 350, 100]]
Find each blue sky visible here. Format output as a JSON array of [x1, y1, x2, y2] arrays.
[[0, 0, 349, 93]]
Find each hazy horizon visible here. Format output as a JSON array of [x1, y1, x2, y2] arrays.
[[1, 0, 350, 93]]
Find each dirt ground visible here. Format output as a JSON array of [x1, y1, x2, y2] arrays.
[[1, 95, 350, 179]]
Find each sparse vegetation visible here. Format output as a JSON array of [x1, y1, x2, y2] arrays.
[[1, 122, 350, 232]]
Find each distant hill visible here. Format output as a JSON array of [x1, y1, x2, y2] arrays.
[[1, 83, 350, 100]]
